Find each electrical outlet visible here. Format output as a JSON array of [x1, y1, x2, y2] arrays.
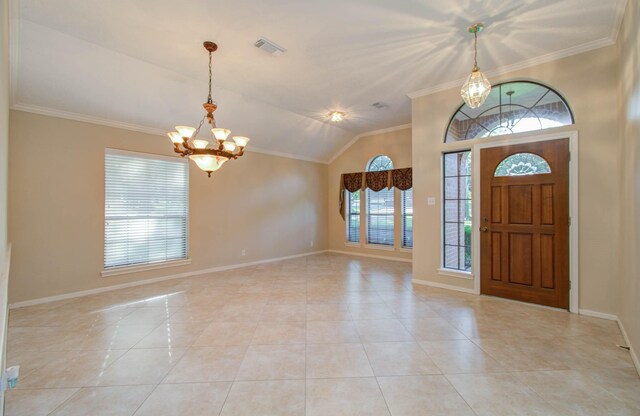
[[241, 249, 246, 256], [427, 197, 436, 206]]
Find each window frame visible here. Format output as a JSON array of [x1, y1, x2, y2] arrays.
[[444, 81, 575, 143], [102, 148, 191, 277], [401, 188, 413, 249], [345, 189, 361, 244], [366, 155, 395, 247], [441, 150, 472, 273]]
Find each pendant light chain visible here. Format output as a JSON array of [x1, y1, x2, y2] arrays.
[[207, 51, 213, 104], [473, 30, 478, 70]]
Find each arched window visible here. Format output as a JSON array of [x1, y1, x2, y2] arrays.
[[367, 155, 394, 246], [445, 81, 574, 143]]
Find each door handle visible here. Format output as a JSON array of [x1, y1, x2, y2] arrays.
[[480, 226, 488, 232]]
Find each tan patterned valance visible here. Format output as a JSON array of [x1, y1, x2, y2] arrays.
[[391, 168, 412, 191], [339, 168, 412, 219]]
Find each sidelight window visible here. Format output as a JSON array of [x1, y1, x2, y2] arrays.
[[443, 150, 472, 271]]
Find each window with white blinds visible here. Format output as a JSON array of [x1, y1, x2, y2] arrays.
[[366, 155, 394, 246], [346, 190, 360, 243], [104, 149, 189, 270], [402, 188, 413, 248]]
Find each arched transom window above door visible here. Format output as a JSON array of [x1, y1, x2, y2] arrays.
[[494, 153, 551, 177], [445, 81, 574, 143]]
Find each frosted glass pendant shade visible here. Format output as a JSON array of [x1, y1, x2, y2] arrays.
[[233, 136, 250, 147], [212, 128, 231, 141], [192, 139, 209, 149], [189, 154, 228, 174], [223, 141, 237, 152], [168, 132, 183, 144], [461, 68, 492, 109], [175, 126, 196, 139]]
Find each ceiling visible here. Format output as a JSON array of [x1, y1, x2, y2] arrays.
[[10, 0, 626, 162]]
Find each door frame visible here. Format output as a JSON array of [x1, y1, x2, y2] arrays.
[[471, 130, 579, 313]]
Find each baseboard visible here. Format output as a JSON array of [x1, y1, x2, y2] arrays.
[[577, 309, 639, 375], [327, 249, 412, 263], [578, 308, 618, 321], [617, 317, 640, 376], [411, 278, 475, 294], [9, 250, 328, 309]]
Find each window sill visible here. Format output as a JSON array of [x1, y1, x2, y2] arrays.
[[344, 242, 361, 248], [399, 247, 413, 253], [365, 244, 395, 252], [437, 268, 474, 280], [101, 258, 192, 277]]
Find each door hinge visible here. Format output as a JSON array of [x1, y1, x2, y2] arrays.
[[568, 216, 571, 226]]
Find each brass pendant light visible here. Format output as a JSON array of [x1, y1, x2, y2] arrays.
[[461, 23, 492, 109]]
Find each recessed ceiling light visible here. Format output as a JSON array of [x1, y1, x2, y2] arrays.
[[328, 111, 346, 123]]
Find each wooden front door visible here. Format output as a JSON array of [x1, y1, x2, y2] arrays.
[[480, 139, 570, 309]]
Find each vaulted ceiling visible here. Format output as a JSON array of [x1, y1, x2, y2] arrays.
[[10, 0, 627, 162]]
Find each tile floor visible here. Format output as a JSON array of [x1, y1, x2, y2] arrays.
[[5, 253, 640, 415]]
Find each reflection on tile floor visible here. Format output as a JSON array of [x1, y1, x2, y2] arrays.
[[5, 253, 640, 415]]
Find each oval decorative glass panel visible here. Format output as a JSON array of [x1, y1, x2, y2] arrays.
[[494, 153, 551, 177]]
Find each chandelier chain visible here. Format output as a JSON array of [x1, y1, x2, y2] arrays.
[[473, 30, 478, 69], [207, 51, 213, 104], [193, 114, 207, 137]]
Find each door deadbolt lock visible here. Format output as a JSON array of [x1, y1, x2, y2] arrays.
[[480, 226, 488, 232]]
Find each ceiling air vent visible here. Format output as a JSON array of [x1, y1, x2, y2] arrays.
[[253, 37, 286, 56], [371, 101, 389, 109]]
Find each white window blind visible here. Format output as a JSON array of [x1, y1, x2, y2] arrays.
[[367, 187, 394, 245], [346, 190, 360, 243], [104, 149, 189, 270], [402, 188, 413, 248], [366, 155, 394, 246]]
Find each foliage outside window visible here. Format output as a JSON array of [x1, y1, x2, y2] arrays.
[[346, 190, 360, 243]]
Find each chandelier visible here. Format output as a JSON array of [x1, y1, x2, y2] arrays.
[[167, 41, 250, 177], [461, 23, 491, 109]]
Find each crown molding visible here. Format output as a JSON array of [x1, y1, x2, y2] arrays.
[[407, 36, 616, 99], [610, 0, 629, 42], [10, 103, 328, 164], [8, 0, 20, 106], [327, 123, 412, 165]]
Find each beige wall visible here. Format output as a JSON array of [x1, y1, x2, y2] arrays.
[[8, 111, 328, 303], [618, 0, 640, 366], [327, 128, 412, 260], [412, 45, 622, 315]]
